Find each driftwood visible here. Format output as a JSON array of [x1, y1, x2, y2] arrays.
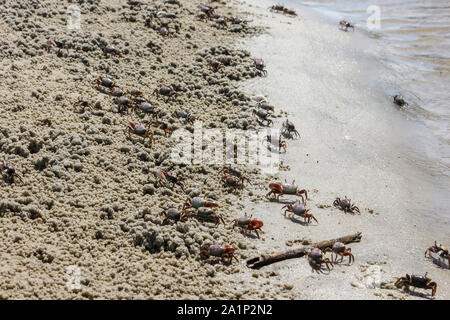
[[246, 232, 362, 269]]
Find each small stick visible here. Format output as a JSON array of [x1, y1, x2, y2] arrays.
[[246, 232, 362, 269]]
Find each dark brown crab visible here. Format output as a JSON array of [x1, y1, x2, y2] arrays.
[[393, 94, 408, 107], [425, 241, 449, 267], [339, 20, 355, 32], [395, 273, 437, 297], [154, 170, 184, 191], [282, 119, 300, 139], [153, 85, 177, 102], [115, 95, 134, 114], [333, 196, 360, 214], [1, 163, 24, 184], [46, 38, 70, 54]]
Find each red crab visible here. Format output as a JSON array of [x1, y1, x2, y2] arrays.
[[232, 214, 264, 238]]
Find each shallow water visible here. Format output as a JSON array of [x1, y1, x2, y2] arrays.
[[298, 0, 450, 219]]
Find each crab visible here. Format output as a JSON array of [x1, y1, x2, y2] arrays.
[[324, 242, 354, 264], [159, 27, 174, 37], [109, 86, 124, 97], [333, 196, 360, 214], [252, 109, 273, 126], [101, 44, 123, 57], [393, 94, 408, 107], [308, 248, 333, 273], [229, 17, 248, 25], [269, 4, 286, 13], [153, 85, 177, 102], [283, 8, 297, 16], [232, 214, 264, 238], [46, 38, 70, 54], [127, 0, 143, 7], [154, 171, 184, 191], [219, 165, 246, 179], [395, 273, 437, 297], [222, 174, 249, 191], [73, 98, 93, 112], [93, 77, 115, 90], [187, 207, 225, 226], [281, 201, 318, 224], [197, 12, 209, 22], [182, 197, 218, 212], [126, 122, 154, 144], [207, 58, 224, 72], [215, 17, 228, 28], [174, 110, 195, 124], [1, 163, 23, 184], [200, 4, 215, 17], [266, 134, 287, 153], [135, 101, 158, 119], [425, 241, 449, 267], [257, 100, 274, 113], [152, 120, 173, 137], [200, 244, 238, 264], [266, 180, 308, 203], [254, 58, 267, 77], [339, 20, 355, 32], [282, 119, 300, 139], [115, 95, 133, 114], [160, 208, 188, 224]]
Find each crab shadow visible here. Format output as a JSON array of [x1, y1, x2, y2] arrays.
[[428, 256, 450, 269], [268, 198, 296, 205], [308, 261, 333, 275], [284, 215, 317, 227], [401, 288, 435, 300], [281, 132, 298, 140]]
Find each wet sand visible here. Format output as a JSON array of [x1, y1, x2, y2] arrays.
[[0, 0, 448, 300]]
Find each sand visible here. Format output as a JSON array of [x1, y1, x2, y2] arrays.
[[0, 0, 448, 300]]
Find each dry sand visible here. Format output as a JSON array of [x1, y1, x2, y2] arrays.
[[0, 0, 448, 300]]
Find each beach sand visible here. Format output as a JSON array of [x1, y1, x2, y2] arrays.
[[0, 0, 448, 300]]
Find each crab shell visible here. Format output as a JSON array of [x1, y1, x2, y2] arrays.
[[166, 208, 181, 220], [332, 242, 346, 253], [209, 244, 225, 257], [101, 77, 113, 87], [236, 216, 252, 227], [292, 202, 306, 215], [137, 102, 153, 113], [192, 197, 206, 208], [282, 183, 298, 194], [309, 248, 323, 260], [130, 123, 147, 135], [197, 207, 215, 218]]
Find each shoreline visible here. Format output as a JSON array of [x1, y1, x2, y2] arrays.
[[0, 0, 448, 300], [236, 0, 450, 299]]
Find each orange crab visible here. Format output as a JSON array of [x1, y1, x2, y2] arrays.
[[232, 214, 264, 238], [266, 180, 308, 203]]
